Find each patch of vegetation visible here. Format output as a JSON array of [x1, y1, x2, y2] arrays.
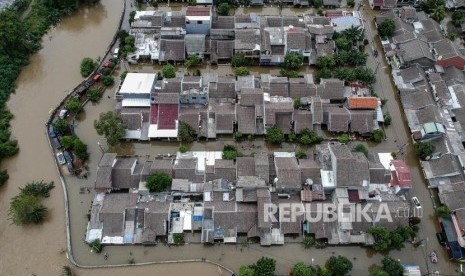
[[80, 57, 98, 77], [372, 129, 384, 143], [162, 64, 176, 78], [234, 66, 250, 76], [338, 133, 350, 144], [185, 55, 201, 68], [353, 144, 368, 157], [94, 111, 126, 146], [234, 131, 244, 142], [66, 97, 82, 114], [87, 89, 102, 103], [296, 147, 307, 159], [89, 239, 103, 253], [217, 2, 230, 15], [414, 141, 435, 160], [266, 125, 285, 144], [178, 121, 197, 143], [384, 113, 392, 126], [302, 236, 315, 248], [369, 226, 414, 251], [280, 69, 299, 78], [8, 181, 55, 225], [435, 204, 451, 216], [283, 53, 304, 70], [300, 128, 323, 146], [326, 255, 353, 276], [231, 54, 249, 67], [102, 75, 114, 86], [179, 145, 187, 153], [173, 233, 185, 245], [54, 119, 70, 136], [146, 172, 172, 193], [378, 19, 395, 38], [223, 144, 240, 160]]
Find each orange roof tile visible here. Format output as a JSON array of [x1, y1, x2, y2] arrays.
[[348, 97, 379, 109]]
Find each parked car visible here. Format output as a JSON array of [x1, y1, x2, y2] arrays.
[[92, 73, 102, 82], [63, 150, 73, 164], [59, 109, 68, 119], [411, 197, 421, 209], [53, 137, 61, 149], [430, 251, 438, 263], [113, 48, 119, 58], [103, 61, 111, 68], [67, 162, 75, 175], [436, 233, 446, 246], [56, 151, 66, 165], [48, 125, 56, 138]]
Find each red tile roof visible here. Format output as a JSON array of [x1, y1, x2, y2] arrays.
[[348, 97, 379, 110], [390, 160, 411, 189], [158, 104, 178, 130], [151, 104, 158, 124], [186, 7, 211, 16]]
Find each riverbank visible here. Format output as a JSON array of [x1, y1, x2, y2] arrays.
[[0, 1, 124, 274]]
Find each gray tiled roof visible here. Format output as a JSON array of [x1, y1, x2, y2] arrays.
[[299, 159, 321, 184], [235, 29, 261, 50], [397, 38, 434, 63], [286, 27, 307, 50], [212, 16, 235, 29], [155, 92, 179, 104], [433, 38, 462, 60], [400, 89, 434, 110], [289, 77, 316, 98], [294, 110, 313, 134], [121, 113, 142, 131], [329, 144, 370, 187], [95, 153, 117, 190], [326, 106, 350, 132], [210, 76, 235, 98], [318, 78, 345, 100], [275, 157, 301, 190], [349, 110, 376, 134], [185, 34, 206, 55], [237, 157, 255, 177], [112, 157, 139, 189], [150, 159, 173, 176], [240, 88, 264, 106], [236, 106, 256, 134], [160, 39, 186, 61]]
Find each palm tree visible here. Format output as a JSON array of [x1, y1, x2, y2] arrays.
[[342, 26, 364, 43], [431, 6, 445, 22]]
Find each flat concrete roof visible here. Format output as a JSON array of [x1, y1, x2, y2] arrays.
[[120, 73, 156, 94]]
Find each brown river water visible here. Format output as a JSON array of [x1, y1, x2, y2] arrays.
[[0, 1, 460, 275]]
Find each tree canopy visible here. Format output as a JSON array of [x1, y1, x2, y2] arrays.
[[414, 141, 435, 159], [292, 262, 313, 276], [378, 19, 395, 38], [300, 128, 323, 146], [252, 257, 276, 276], [162, 64, 176, 78], [452, 10, 465, 26], [326, 255, 353, 276], [54, 119, 70, 136], [234, 66, 250, 76], [94, 111, 126, 146], [218, 3, 231, 15], [80, 57, 98, 77], [283, 53, 304, 70], [239, 265, 254, 276], [185, 55, 201, 68], [146, 172, 172, 193], [178, 121, 197, 143], [266, 125, 285, 144], [231, 54, 249, 67], [381, 256, 404, 276], [66, 97, 82, 114]]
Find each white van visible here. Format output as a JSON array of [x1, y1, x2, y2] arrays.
[[113, 48, 119, 58]]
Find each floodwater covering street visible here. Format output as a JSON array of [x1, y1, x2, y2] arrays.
[[0, 0, 461, 274]]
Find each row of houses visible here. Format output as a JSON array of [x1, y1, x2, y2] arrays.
[[117, 72, 383, 140], [87, 144, 412, 246], [127, 7, 363, 65], [377, 8, 465, 261]]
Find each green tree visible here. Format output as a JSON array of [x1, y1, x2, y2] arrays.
[[179, 145, 187, 153], [435, 205, 451, 216], [173, 233, 184, 244], [370, 268, 389, 276], [146, 172, 172, 192], [87, 89, 102, 102], [414, 141, 435, 159], [61, 136, 75, 150], [231, 54, 248, 67], [120, 70, 128, 81], [338, 133, 349, 144], [89, 239, 103, 253], [294, 98, 302, 109], [54, 119, 70, 135], [341, 26, 364, 42], [266, 125, 285, 144], [354, 67, 376, 84], [296, 148, 307, 159], [234, 66, 250, 76], [73, 138, 89, 161], [178, 121, 197, 143], [0, 170, 9, 188], [129, 10, 136, 24], [234, 131, 244, 141], [378, 19, 395, 38], [66, 97, 82, 114], [8, 194, 48, 225], [381, 256, 404, 276], [94, 111, 126, 146], [335, 37, 351, 51], [239, 265, 254, 276], [300, 128, 323, 145], [314, 0, 322, 8], [284, 53, 304, 70], [353, 143, 368, 157], [102, 75, 114, 86], [19, 181, 55, 198], [316, 55, 336, 69], [384, 113, 392, 126], [80, 57, 98, 77], [252, 257, 276, 276], [452, 10, 465, 26], [222, 144, 239, 160], [369, 226, 391, 251], [62, 266, 74, 276], [347, 0, 355, 7], [293, 262, 312, 276], [185, 55, 201, 68], [302, 236, 315, 248], [280, 69, 299, 78], [325, 255, 353, 276], [372, 129, 384, 142], [218, 3, 231, 15], [162, 64, 176, 78], [389, 231, 406, 250], [431, 5, 446, 22], [315, 68, 333, 82]]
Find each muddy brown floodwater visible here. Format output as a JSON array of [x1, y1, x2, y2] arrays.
[[0, 1, 218, 275]]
